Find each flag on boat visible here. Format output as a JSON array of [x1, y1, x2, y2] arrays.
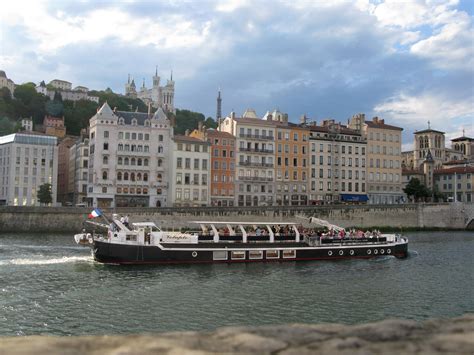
[[88, 208, 102, 219]]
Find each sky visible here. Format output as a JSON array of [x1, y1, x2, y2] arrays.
[[1, 0, 473, 150]]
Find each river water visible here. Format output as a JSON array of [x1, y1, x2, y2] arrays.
[[0, 231, 472, 336]]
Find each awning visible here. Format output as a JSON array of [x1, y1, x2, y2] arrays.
[[340, 194, 369, 202]]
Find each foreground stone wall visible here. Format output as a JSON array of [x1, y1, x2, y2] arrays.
[[1, 314, 472, 354], [0, 203, 472, 233]]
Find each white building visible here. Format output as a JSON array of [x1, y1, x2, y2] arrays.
[[308, 120, 367, 204], [68, 137, 89, 205], [0, 133, 58, 206], [169, 135, 211, 207], [35, 80, 99, 103], [220, 109, 276, 206], [87, 102, 173, 208], [125, 68, 175, 113]]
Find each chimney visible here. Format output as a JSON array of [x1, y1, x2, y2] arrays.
[[113, 107, 117, 112], [230, 111, 235, 119], [185, 129, 190, 136]]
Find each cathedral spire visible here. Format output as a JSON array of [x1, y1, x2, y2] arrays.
[[216, 88, 222, 128], [155, 65, 158, 76], [170, 70, 173, 81]]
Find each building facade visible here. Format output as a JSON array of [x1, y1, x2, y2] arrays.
[[350, 114, 404, 204], [0, 133, 58, 206], [220, 109, 276, 206], [0, 70, 16, 95], [434, 166, 473, 203], [190, 126, 236, 207], [68, 136, 89, 205], [35, 80, 99, 103], [87, 103, 173, 208], [125, 68, 175, 113], [308, 120, 367, 204], [169, 135, 210, 207], [274, 120, 310, 206], [57, 136, 76, 204]]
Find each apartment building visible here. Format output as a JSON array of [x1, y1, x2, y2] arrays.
[[350, 114, 403, 204], [57, 136, 76, 204], [0, 132, 58, 206], [68, 136, 89, 205], [308, 120, 367, 203], [87, 102, 173, 208], [274, 121, 310, 206], [190, 125, 236, 207], [434, 166, 473, 203], [220, 109, 276, 206], [169, 135, 210, 207]]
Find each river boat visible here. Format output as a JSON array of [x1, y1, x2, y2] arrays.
[[74, 214, 408, 265]]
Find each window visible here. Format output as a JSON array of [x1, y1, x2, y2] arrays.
[[104, 131, 109, 138], [102, 171, 108, 180], [103, 143, 108, 150]]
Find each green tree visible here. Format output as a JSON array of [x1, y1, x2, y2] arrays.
[[174, 109, 215, 135], [45, 91, 64, 117], [403, 178, 430, 202], [0, 117, 16, 135], [37, 183, 53, 205], [13, 83, 37, 106]]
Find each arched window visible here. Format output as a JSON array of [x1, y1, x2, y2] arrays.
[[144, 173, 148, 182], [131, 173, 135, 182], [131, 158, 136, 166], [118, 144, 123, 151], [137, 158, 142, 166], [102, 171, 108, 180], [424, 136, 429, 148], [118, 157, 122, 165], [137, 145, 143, 152], [144, 145, 149, 153], [124, 157, 129, 165], [157, 188, 162, 195], [157, 173, 162, 182], [137, 188, 141, 194], [144, 158, 149, 166], [137, 173, 142, 181], [157, 158, 162, 167], [132, 118, 137, 126], [144, 119, 150, 127], [117, 172, 122, 181], [103, 156, 108, 164], [118, 118, 125, 125], [158, 145, 163, 153], [131, 145, 136, 152], [125, 144, 130, 151], [124, 172, 129, 180]]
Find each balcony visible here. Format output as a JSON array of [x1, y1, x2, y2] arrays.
[[238, 161, 274, 168], [239, 134, 274, 140], [239, 147, 274, 154], [237, 176, 274, 182]]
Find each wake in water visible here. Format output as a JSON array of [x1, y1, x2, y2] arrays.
[[0, 256, 91, 266]]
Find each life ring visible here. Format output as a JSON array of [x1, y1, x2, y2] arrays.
[[328, 250, 333, 256], [381, 249, 385, 254], [114, 233, 118, 238], [387, 249, 391, 254], [350, 250, 354, 255], [192, 251, 198, 258], [374, 249, 378, 255], [339, 250, 344, 256], [367, 249, 372, 255]]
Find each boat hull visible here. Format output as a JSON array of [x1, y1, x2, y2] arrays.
[[92, 240, 409, 265]]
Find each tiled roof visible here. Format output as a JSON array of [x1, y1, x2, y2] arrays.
[[174, 135, 210, 144], [206, 130, 235, 139], [415, 128, 445, 135], [366, 120, 403, 131], [451, 136, 474, 142], [434, 166, 474, 174]]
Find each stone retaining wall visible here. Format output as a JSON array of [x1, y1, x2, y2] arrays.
[[1, 314, 472, 354], [0, 203, 472, 233]]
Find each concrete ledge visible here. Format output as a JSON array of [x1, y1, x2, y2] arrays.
[[1, 314, 472, 354]]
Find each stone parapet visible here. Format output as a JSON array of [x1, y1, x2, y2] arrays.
[[0, 314, 472, 354]]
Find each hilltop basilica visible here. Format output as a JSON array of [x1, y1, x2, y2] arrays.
[[125, 67, 175, 113]]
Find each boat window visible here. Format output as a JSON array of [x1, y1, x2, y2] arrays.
[[213, 251, 227, 260], [231, 251, 245, 260], [249, 250, 263, 260], [283, 250, 296, 258], [266, 250, 279, 259], [125, 234, 137, 242]]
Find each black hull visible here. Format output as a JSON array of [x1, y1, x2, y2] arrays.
[[92, 240, 409, 265]]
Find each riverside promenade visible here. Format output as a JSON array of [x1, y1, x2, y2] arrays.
[[0, 203, 473, 233], [1, 314, 472, 354]]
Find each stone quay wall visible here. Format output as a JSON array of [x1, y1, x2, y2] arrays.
[[0, 314, 472, 354], [0, 203, 472, 233]]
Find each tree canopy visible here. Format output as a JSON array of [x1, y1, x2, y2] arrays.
[[403, 178, 431, 202], [174, 109, 217, 135], [37, 183, 53, 205]]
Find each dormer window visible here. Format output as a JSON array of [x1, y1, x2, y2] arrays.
[[118, 118, 125, 125], [144, 119, 150, 127], [132, 118, 137, 126]]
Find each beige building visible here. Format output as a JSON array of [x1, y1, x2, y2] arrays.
[[68, 135, 89, 205], [308, 119, 367, 204], [169, 135, 210, 207], [350, 114, 403, 204], [434, 166, 473, 203], [0, 70, 16, 95], [220, 109, 276, 206]]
